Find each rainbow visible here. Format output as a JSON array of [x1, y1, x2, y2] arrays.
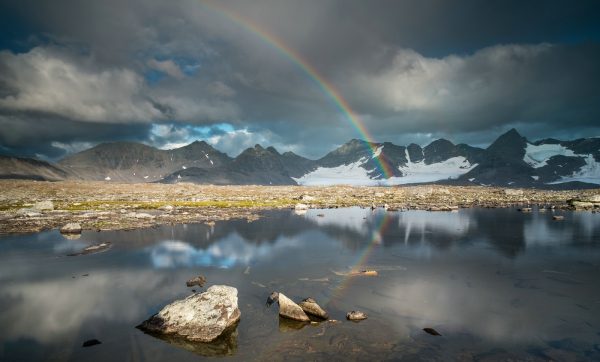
[[201, 0, 394, 179]]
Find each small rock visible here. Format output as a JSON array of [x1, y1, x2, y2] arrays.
[[82, 339, 102, 347], [60, 223, 82, 234], [277, 293, 310, 322], [161, 205, 174, 211], [294, 203, 309, 211], [374, 192, 385, 198], [299, 195, 315, 202], [186, 275, 207, 288], [346, 311, 367, 321], [266, 292, 279, 306], [135, 212, 154, 219], [518, 207, 532, 213], [138, 285, 240, 343], [33, 200, 54, 211], [504, 189, 523, 196], [298, 297, 328, 319], [570, 201, 594, 210], [553, 215, 564, 221], [423, 327, 442, 336]]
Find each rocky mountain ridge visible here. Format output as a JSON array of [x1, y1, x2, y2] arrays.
[[1, 129, 598, 188]]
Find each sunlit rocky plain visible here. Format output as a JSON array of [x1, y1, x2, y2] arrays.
[[1, 179, 599, 234]]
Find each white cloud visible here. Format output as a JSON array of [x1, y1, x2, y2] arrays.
[[206, 128, 302, 157], [0, 47, 162, 122], [347, 43, 585, 133], [147, 58, 185, 79], [51, 141, 96, 154]]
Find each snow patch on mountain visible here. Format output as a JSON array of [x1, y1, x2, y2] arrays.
[[372, 146, 383, 158], [523, 143, 576, 168], [293, 158, 376, 186], [294, 151, 476, 186], [550, 154, 600, 185], [396, 152, 476, 184]]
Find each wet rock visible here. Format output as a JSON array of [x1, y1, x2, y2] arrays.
[[138, 285, 240, 343], [350, 270, 378, 277], [62, 233, 81, 240], [423, 327, 442, 336], [294, 203, 309, 211], [518, 207, 532, 212], [346, 311, 367, 321], [60, 223, 82, 234], [186, 275, 207, 288], [33, 200, 54, 211], [553, 215, 565, 221], [266, 291, 279, 306], [67, 242, 111, 256], [277, 293, 310, 322], [82, 339, 102, 347], [298, 297, 328, 319]]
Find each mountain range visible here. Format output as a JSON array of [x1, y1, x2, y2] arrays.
[[1, 129, 598, 188]]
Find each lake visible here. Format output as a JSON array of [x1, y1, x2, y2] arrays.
[[1, 207, 599, 361]]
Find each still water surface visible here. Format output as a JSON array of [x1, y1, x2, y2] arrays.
[[1, 207, 600, 361]]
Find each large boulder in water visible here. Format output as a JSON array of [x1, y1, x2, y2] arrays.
[[138, 285, 240, 342], [277, 293, 310, 322]]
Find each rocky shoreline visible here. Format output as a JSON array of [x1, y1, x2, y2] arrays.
[[0, 180, 598, 234]]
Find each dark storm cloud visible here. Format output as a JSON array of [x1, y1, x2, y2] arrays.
[[0, 0, 599, 160]]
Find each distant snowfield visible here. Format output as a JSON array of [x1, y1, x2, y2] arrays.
[[395, 155, 476, 185], [292, 158, 379, 186], [523, 143, 600, 184], [550, 154, 600, 184], [523, 143, 576, 168], [293, 154, 477, 186]]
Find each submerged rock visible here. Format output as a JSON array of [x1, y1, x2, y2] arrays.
[[82, 339, 102, 347], [423, 327, 442, 336], [298, 297, 328, 319], [186, 275, 207, 288], [60, 223, 82, 234], [277, 293, 310, 322], [553, 215, 565, 221], [346, 311, 368, 321], [138, 285, 240, 343], [67, 242, 111, 256]]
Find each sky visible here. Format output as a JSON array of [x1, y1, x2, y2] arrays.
[[0, 0, 599, 160]]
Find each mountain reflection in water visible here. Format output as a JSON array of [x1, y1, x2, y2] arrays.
[[0, 207, 599, 361]]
